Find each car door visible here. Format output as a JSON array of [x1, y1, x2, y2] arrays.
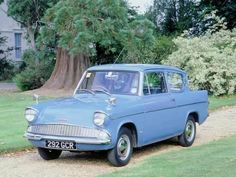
[[166, 71, 187, 134], [141, 70, 177, 145]]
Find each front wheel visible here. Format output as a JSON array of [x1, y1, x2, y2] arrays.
[[178, 115, 196, 147], [38, 148, 62, 160], [107, 127, 133, 167]]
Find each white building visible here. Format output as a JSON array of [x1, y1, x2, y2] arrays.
[[0, 0, 30, 62]]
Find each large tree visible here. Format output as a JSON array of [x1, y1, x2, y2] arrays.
[[146, 0, 198, 34], [7, 0, 58, 51], [199, 0, 236, 29], [40, 0, 155, 90]]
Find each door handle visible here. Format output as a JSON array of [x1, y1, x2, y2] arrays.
[[171, 98, 176, 102]]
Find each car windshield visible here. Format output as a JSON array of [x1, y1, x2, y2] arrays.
[[77, 71, 139, 95]]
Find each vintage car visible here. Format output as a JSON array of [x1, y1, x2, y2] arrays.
[[25, 64, 208, 166]]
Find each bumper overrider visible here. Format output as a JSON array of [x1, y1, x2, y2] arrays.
[[24, 124, 111, 145]]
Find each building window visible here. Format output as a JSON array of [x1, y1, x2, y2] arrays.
[[15, 33, 22, 59]]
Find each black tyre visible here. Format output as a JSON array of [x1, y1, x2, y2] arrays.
[[38, 147, 62, 160], [107, 127, 133, 167], [178, 115, 196, 147]]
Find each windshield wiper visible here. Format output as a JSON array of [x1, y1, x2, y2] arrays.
[[77, 89, 95, 95], [92, 89, 111, 97]]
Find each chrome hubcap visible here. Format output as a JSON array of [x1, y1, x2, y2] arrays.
[[117, 135, 131, 161], [185, 120, 195, 142]]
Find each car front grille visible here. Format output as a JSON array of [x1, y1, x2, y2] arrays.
[[28, 124, 102, 138]]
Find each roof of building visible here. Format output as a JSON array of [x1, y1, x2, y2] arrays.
[[88, 64, 185, 73]]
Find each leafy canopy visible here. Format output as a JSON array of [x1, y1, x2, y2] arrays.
[[7, 0, 58, 28], [39, 0, 155, 62], [199, 0, 236, 30]]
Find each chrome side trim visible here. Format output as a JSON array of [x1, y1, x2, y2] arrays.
[[24, 132, 111, 145]]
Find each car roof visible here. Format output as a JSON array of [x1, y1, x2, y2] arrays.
[[87, 64, 185, 73]]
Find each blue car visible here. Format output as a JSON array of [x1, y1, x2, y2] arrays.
[[25, 64, 208, 166]]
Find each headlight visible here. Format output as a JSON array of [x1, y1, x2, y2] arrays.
[[25, 108, 38, 122], [93, 112, 107, 126]]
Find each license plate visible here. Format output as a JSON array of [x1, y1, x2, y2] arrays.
[[45, 140, 76, 150]]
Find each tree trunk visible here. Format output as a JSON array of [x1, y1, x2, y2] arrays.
[[43, 48, 90, 90]]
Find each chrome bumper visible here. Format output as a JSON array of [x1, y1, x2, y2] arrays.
[[24, 132, 111, 145]]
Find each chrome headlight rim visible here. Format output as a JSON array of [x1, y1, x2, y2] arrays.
[[93, 111, 109, 127], [25, 107, 38, 122]]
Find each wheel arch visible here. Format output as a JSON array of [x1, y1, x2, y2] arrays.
[[187, 112, 199, 124], [119, 122, 138, 148]]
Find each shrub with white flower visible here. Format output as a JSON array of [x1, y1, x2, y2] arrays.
[[162, 29, 236, 96]]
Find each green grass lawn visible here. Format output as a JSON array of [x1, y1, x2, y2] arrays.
[[0, 91, 49, 153], [100, 136, 236, 177], [209, 94, 236, 110], [0, 92, 235, 154]]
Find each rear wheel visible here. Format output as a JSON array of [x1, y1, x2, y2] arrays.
[[107, 127, 133, 167], [178, 115, 196, 147], [38, 147, 62, 160]]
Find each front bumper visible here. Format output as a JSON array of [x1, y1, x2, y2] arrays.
[[24, 132, 111, 145]]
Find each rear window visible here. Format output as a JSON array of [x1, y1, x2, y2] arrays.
[[167, 72, 184, 92]]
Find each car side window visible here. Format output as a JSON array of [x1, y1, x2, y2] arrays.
[[143, 72, 167, 95], [167, 72, 184, 92]]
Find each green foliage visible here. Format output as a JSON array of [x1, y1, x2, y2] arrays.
[[7, 0, 58, 32], [39, 0, 155, 63], [14, 50, 54, 91], [185, 10, 228, 37], [7, 0, 58, 50], [200, 0, 236, 30], [0, 59, 15, 81], [152, 35, 176, 63], [147, 0, 198, 34], [163, 29, 236, 96], [0, 33, 15, 81]]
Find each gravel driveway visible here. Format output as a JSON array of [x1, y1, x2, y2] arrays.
[[0, 107, 236, 177]]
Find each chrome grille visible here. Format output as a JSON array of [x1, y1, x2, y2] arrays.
[[28, 124, 101, 138]]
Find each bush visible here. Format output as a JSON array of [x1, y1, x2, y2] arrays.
[[0, 58, 15, 81], [0, 33, 15, 81], [162, 29, 236, 96], [14, 49, 54, 91]]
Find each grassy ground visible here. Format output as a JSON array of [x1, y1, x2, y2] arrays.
[[0, 91, 33, 153], [0, 91, 48, 153], [0, 92, 235, 153], [209, 94, 236, 110], [100, 136, 236, 177]]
